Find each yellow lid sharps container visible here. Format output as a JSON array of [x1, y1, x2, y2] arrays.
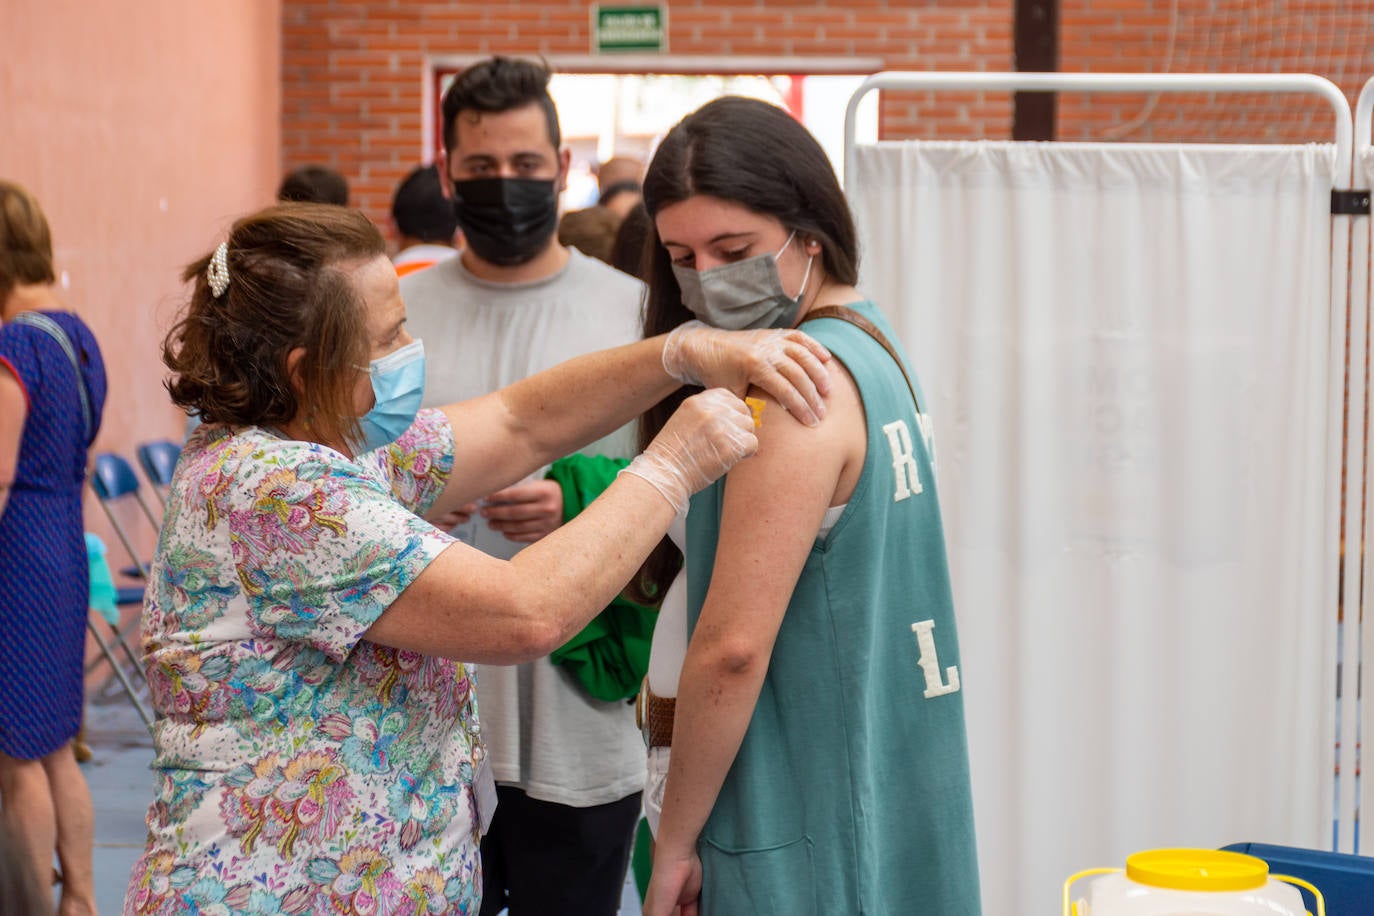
[[1063, 848, 1323, 916]]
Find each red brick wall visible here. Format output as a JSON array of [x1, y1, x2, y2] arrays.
[[282, 0, 1014, 232], [283, 1, 1374, 233], [1059, 1, 1374, 143]]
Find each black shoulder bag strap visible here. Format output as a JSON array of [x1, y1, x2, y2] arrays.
[[10, 311, 94, 443]]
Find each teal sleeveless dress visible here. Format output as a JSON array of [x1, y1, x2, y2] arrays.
[[685, 301, 981, 915]]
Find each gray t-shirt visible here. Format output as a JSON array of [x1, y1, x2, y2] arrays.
[[401, 247, 646, 806]]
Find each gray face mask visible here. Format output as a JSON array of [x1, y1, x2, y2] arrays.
[[671, 231, 815, 330]]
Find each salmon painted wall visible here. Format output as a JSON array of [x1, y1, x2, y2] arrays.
[[0, 0, 282, 661]]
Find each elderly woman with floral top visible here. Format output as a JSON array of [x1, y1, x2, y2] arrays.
[[122, 203, 832, 914]]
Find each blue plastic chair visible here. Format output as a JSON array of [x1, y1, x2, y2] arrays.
[[90, 452, 160, 580], [85, 458, 161, 731], [83, 533, 151, 729], [87, 454, 161, 727], [136, 439, 181, 508]]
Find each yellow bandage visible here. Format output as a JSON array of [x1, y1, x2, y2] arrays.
[[744, 396, 766, 428]]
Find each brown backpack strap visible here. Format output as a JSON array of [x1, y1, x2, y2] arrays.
[[802, 305, 922, 415]]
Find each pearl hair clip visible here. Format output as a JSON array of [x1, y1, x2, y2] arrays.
[[207, 242, 231, 298]]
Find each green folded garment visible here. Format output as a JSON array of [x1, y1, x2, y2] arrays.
[[545, 454, 658, 703]]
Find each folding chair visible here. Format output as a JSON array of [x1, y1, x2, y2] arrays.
[[87, 454, 161, 725], [84, 532, 152, 731], [85, 611, 152, 731], [136, 439, 181, 509], [90, 452, 160, 580]]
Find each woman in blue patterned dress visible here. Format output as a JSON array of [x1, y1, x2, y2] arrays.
[[0, 181, 107, 915], [121, 202, 833, 914]]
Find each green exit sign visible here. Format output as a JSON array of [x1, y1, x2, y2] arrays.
[[592, 4, 667, 53]]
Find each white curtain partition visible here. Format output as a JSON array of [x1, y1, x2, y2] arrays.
[[849, 141, 1340, 914]]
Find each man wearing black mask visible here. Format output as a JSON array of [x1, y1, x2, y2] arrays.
[[400, 57, 646, 916]]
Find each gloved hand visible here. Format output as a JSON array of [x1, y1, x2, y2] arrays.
[[660, 320, 833, 427], [620, 388, 759, 514]]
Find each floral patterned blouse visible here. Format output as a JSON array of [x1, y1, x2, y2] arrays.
[[124, 409, 482, 915]]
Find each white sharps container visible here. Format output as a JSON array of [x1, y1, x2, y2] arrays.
[[1063, 848, 1323, 915]]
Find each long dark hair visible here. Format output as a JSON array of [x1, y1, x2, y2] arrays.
[[628, 96, 860, 602]]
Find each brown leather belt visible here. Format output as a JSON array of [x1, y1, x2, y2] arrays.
[[635, 679, 676, 749]]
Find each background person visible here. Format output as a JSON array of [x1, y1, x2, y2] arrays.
[[556, 205, 622, 265], [635, 98, 981, 916], [596, 155, 645, 220], [276, 164, 350, 206], [0, 820, 47, 915], [400, 56, 654, 916], [391, 163, 461, 277], [0, 180, 107, 916], [122, 202, 831, 913]]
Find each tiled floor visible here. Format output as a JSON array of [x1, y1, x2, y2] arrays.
[[81, 695, 643, 914], [81, 696, 156, 914]]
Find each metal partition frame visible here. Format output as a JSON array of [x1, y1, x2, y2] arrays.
[[1351, 75, 1374, 856], [844, 71, 1361, 853], [843, 72, 1351, 181]]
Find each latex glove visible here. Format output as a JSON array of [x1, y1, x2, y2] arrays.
[[481, 479, 564, 543], [660, 320, 832, 427], [621, 388, 758, 514]]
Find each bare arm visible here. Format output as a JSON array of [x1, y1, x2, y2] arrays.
[[366, 471, 675, 664], [432, 337, 674, 515], [643, 366, 866, 916], [0, 366, 26, 521], [366, 388, 759, 663], [425, 329, 831, 518]]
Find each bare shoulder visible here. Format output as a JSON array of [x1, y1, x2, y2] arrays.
[[740, 353, 865, 509], [700, 359, 863, 622]]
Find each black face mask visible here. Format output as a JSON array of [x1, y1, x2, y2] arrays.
[[452, 177, 559, 267]]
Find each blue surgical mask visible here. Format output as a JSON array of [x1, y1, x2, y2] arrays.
[[671, 231, 815, 330], [355, 339, 425, 453]]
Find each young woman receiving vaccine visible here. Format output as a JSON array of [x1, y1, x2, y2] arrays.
[[634, 97, 982, 916]]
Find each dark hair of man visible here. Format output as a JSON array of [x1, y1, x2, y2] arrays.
[[630, 97, 859, 603], [0, 180, 56, 300], [441, 56, 561, 152], [277, 165, 350, 206], [164, 203, 385, 447], [392, 164, 459, 244]]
